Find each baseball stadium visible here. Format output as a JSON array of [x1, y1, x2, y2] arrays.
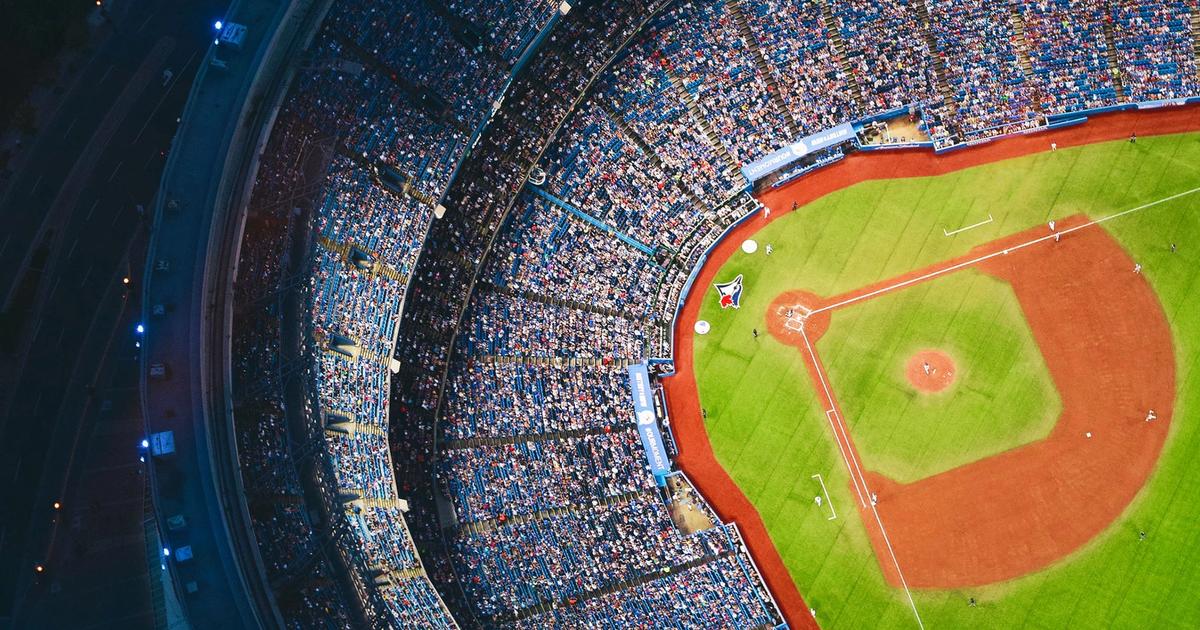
[[6, 0, 1200, 628]]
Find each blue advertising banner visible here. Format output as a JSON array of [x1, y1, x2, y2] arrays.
[[627, 363, 670, 483], [741, 122, 857, 182]]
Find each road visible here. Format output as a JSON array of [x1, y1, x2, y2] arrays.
[[0, 0, 229, 625]]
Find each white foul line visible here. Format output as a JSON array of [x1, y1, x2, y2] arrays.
[[943, 213, 994, 236], [802, 328, 925, 630], [813, 185, 1200, 316], [811, 474, 837, 520]]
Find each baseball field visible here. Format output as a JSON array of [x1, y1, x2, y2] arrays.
[[667, 112, 1200, 629]]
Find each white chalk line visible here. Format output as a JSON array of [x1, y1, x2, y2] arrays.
[[813, 185, 1200, 316], [943, 213, 994, 237], [811, 474, 837, 520], [802, 328, 925, 630]]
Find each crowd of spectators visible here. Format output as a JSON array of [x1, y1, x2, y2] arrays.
[[457, 291, 647, 359], [482, 193, 666, 318], [601, 41, 743, 206], [229, 0, 1200, 626], [441, 363, 632, 441], [540, 101, 705, 251], [831, 0, 941, 113], [1110, 0, 1200, 102], [442, 429, 652, 523], [518, 552, 778, 628], [660, 0, 792, 163], [230, 78, 357, 627], [452, 496, 745, 617], [446, 0, 563, 63], [928, 0, 1045, 142], [1020, 0, 1120, 114], [745, 0, 861, 133]]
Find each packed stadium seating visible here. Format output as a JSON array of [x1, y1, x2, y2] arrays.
[[231, 0, 1200, 626]]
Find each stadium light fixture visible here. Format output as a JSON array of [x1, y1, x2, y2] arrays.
[[35, 565, 44, 573], [163, 547, 170, 557], [214, 20, 223, 30], [136, 324, 145, 334], [141, 438, 150, 449]]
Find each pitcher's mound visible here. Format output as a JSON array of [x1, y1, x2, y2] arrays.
[[906, 350, 956, 394]]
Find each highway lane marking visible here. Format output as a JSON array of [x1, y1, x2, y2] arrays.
[[134, 48, 199, 144], [107, 160, 124, 182], [63, 116, 79, 138], [85, 199, 100, 222], [29, 174, 43, 197], [0, 234, 10, 257], [98, 64, 115, 84], [67, 237, 79, 260]]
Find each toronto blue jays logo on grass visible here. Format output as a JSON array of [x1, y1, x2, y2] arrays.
[[714, 274, 744, 309]]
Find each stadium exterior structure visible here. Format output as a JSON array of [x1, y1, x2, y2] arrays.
[[149, 0, 1200, 626], [138, 0, 335, 626]]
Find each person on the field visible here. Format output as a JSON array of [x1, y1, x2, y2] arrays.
[[1134, 263, 1142, 274], [1146, 409, 1157, 422], [752, 328, 759, 339], [1171, 243, 1177, 253], [814, 495, 822, 507], [1130, 132, 1137, 143], [923, 362, 932, 376], [766, 243, 773, 255], [1139, 531, 1147, 541], [1048, 220, 1056, 232]]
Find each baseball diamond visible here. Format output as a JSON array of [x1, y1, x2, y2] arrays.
[[670, 108, 1200, 629]]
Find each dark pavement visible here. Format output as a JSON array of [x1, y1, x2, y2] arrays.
[[0, 0, 229, 625]]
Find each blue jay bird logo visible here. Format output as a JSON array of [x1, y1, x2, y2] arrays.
[[714, 274, 744, 309]]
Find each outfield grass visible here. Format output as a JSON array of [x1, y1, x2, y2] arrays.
[[694, 132, 1200, 629]]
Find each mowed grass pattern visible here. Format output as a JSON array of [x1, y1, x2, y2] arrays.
[[693, 132, 1200, 629], [817, 270, 1061, 484]]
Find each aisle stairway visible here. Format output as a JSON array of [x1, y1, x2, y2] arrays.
[[1008, 3, 1046, 115], [728, 0, 801, 136], [913, 1, 961, 119], [819, 0, 870, 111], [1192, 6, 1200, 68], [665, 66, 743, 175], [1101, 15, 1128, 99]]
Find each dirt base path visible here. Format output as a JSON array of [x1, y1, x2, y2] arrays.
[[788, 218, 1175, 587], [663, 106, 1198, 626]]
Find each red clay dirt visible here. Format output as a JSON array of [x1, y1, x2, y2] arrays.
[[905, 350, 956, 394], [765, 291, 830, 343], [791, 216, 1175, 587], [662, 106, 1197, 627]]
